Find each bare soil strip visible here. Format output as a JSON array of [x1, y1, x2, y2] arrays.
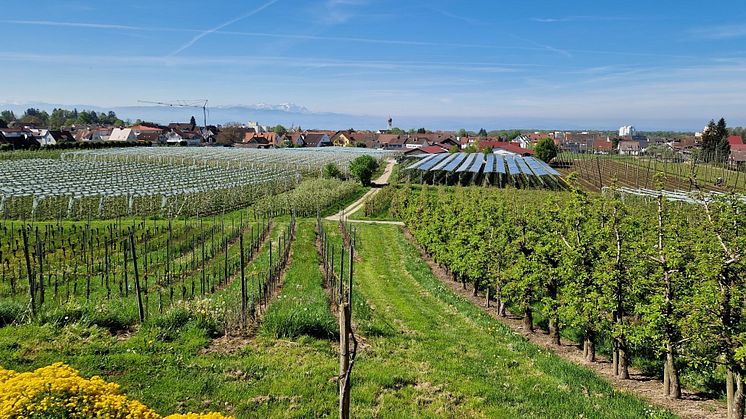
[[402, 227, 726, 419]]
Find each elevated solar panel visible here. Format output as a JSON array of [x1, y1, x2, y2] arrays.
[[431, 153, 458, 171], [525, 156, 561, 176], [493, 154, 506, 174], [484, 154, 495, 172], [417, 153, 449, 171], [457, 153, 477, 172], [469, 155, 485, 173], [524, 157, 547, 176], [505, 155, 520, 175], [443, 153, 468, 171], [406, 154, 435, 170], [515, 156, 533, 175]]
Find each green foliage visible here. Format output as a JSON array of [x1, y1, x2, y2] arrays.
[[535, 137, 558, 163], [273, 124, 287, 135], [363, 185, 395, 218], [322, 162, 344, 180], [252, 178, 362, 217], [395, 184, 746, 397], [348, 155, 380, 186]]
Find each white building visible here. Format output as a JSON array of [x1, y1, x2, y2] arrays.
[[618, 126, 636, 137], [108, 128, 137, 142]]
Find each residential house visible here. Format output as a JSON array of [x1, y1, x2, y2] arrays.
[[562, 132, 602, 153], [592, 140, 614, 154], [293, 132, 331, 147], [136, 132, 162, 143], [36, 130, 76, 146], [108, 128, 137, 142], [377, 134, 405, 150], [729, 135, 746, 164], [0, 128, 39, 149], [74, 127, 112, 142], [404, 136, 431, 149], [515, 135, 532, 149], [403, 145, 448, 156], [243, 132, 277, 148], [728, 135, 744, 147], [618, 140, 641, 156], [166, 130, 203, 146], [330, 130, 356, 147], [478, 140, 534, 156], [168, 122, 196, 132]]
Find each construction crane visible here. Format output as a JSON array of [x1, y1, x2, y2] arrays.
[[137, 99, 209, 127]]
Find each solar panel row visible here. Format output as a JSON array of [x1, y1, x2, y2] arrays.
[[407, 153, 561, 177]]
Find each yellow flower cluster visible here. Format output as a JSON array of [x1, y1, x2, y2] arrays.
[[0, 362, 234, 419]]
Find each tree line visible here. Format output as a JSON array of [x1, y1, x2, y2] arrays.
[[0, 108, 125, 129], [392, 180, 746, 419]]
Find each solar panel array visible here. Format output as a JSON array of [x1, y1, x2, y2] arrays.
[[407, 153, 561, 177]]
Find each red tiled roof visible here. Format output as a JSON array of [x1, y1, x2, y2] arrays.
[[418, 145, 448, 154], [593, 140, 613, 151], [728, 135, 744, 146], [129, 125, 164, 131], [479, 140, 534, 155]]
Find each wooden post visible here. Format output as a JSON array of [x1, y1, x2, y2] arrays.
[[35, 227, 45, 306], [129, 233, 145, 323], [339, 302, 351, 419], [240, 232, 247, 327], [22, 227, 35, 315]]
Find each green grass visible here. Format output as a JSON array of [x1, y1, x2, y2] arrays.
[[261, 220, 337, 339]]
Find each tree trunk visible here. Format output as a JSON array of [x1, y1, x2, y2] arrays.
[[523, 307, 533, 333], [549, 317, 560, 345], [485, 287, 490, 308], [618, 342, 630, 379], [726, 369, 746, 419], [584, 332, 596, 362], [497, 285, 506, 317], [664, 344, 681, 399], [472, 278, 479, 297]]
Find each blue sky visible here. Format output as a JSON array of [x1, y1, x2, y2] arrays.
[[1, 0, 746, 130]]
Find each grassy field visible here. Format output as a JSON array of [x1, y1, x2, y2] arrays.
[[0, 220, 674, 417]]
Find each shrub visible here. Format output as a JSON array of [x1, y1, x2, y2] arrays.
[[0, 301, 24, 327], [349, 155, 380, 186], [0, 363, 233, 418]]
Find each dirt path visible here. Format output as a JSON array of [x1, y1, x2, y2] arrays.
[[401, 227, 727, 419], [326, 159, 403, 226]]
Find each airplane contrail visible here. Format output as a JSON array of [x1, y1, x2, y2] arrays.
[[167, 0, 281, 56]]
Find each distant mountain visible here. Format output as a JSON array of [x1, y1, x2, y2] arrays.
[[0, 101, 705, 131], [239, 103, 310, 113], [0, 101, 388, 130]]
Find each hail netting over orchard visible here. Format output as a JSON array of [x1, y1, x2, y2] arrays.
[[0, 158, 287, 219], [64, 147, 399, 174], [0, 147, 397, 220]]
